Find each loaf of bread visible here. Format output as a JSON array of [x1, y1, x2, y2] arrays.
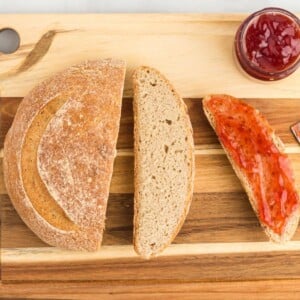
[[3, 59, 126, 251], [132, 66, 195, 259], [203, 94, 300, 242]]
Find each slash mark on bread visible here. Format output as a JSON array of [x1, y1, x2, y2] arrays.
[[21, 96, 77, 231]]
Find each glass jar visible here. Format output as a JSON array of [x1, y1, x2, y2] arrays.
[[234, 7, 300, 81]]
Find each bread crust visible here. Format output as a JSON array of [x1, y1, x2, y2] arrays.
[[3, 59, 126, 251], [132, 66, 195, 259], [202, 94, 300, 242]]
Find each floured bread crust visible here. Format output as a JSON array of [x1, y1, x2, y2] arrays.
[[3, 59, 126, 251]]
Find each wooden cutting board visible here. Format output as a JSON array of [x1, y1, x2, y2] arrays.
[[1, 14, 300, 298]]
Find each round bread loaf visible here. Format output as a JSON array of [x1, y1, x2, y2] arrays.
[[3, 59, 126, 251]]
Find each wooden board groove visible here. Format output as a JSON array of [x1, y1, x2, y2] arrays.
[[4, 241, 300, 263], [3, 249, 300, 282]]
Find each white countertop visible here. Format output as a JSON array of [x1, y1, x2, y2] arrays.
[[0, 0, 300, 13]]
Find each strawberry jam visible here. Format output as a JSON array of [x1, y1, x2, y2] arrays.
[[206, 95, 299, 234], [235, 8, 300, 80]]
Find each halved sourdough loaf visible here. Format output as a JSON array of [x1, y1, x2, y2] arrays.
[[133, 66, 195, 259], [203, 94, 300, 242], [3, 59, 126, 251]]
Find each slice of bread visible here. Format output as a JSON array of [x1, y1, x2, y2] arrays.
[[203, 94, 300, 243], [3, 59, 126, 251], [132, 66, 195, 259]]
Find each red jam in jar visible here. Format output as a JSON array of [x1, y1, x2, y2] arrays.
[[235, 8, 300, 80], [205, 95, 300, 234]]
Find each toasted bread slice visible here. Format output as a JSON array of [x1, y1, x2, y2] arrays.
[[203, 94, 300, 242], [133, 66, 195, 259]]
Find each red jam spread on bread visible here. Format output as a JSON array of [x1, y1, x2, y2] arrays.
[[244, 12, 300, 72], [206, 96, 299, 234]]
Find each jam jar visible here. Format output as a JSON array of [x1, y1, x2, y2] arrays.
[[234, 7, 300, 81]]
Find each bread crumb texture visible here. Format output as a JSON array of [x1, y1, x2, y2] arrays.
[[133, 67, 194, 258]]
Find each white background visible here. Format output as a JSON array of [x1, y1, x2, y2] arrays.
[[0, 0, 300, 13]]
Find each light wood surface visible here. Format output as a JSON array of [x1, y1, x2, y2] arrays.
[[1, 14, 300, 99], [1, 13, 300, 299]]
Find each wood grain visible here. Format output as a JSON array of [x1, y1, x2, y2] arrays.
[[0, 192, 276, 248], [1, 279, 300, 300], [1, 98, 299, 150], [3, 247, 300, 282], [2, 149, 300, 195], [1, 14, 300, 99], [1, 95, 300, 284], [2, 13, 300, 296]]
